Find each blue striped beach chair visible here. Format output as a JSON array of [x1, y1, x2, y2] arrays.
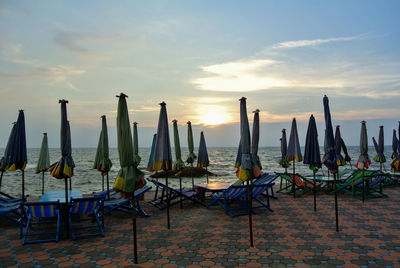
[[21, 201, 61, 245], [69, 196, 104, 240]]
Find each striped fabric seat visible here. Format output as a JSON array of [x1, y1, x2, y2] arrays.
[[21, 201, 61, 245], [69, 197, 104, 240]]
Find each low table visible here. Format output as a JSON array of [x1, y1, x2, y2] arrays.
[[194, 183, 230, 205]]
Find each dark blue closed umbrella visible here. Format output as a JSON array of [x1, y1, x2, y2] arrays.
[[251, 109, 262, 178], [1, 111, 27, 199], [303, 114, 321, 212], [356, 121, 371, 202], [322, 95, 339, 232], [146, 134, 157, 171], [286, 118, 302, 198], [334, 126, 346, 166], [279, 129, 290, 171], [0, 122, 17, 192], [197, 131, 210, 183]]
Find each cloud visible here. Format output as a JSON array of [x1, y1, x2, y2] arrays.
[[0, 43, 22, 56], [192, 59, 288, 92], [271, 35, 363, 49]]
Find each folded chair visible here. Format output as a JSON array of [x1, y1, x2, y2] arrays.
[[147, 178, 199, 209], [69, 196, 104, 240], [207, 183, 274, 216], [99, 185, 152, 217], [21, 201, 61, 245]]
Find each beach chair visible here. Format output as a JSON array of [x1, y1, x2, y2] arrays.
[[331, 169, 379, 197], [254, 173, 279, 199], [147, 178, 199, 209], [99, 185, 152, 217], [68, 196, 104, 240], [0, 191, 23, 203], [353, 172, 387, 199], [207, 183, 274, 216], [0, 202, 23, 227], [275, 173, 321, 197], [21, 201, 61, 245]]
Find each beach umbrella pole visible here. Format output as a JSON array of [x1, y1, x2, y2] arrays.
[[42, 171, 45, 195], [206, 166, 209, 184], [191, 163, 194, 188], [165, 170, 170, 229], [313, 171, 317, 212], [102, 175, 104, 192], [292, 159, 296, 198], [179, 173, 183, 209], [334, 172, 339, 232], [0, 171, 3, 191], [65, 177, 70, 238], [22, 170, 25, 200], [247, 179, 254, 247], [69, 177, 72, 191], [106, 173, 110, 200], [132, 197, 138, 264], [362, 168, 365, 202]]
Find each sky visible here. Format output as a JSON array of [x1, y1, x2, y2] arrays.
[[0, 0, 399, 148]]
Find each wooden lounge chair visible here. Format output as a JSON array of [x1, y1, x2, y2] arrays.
[[21, 201, 61, 245], [69, 197, 104, 240], [147, 178, 200, 209], [207, 183, 275, 217]]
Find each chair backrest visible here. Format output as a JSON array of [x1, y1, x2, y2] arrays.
[[225, 185, 247, 198], [251, 184, 269, 196], [70, 197, 103, 215], [24, 201, 59, 217], [254, 173, 278, 185]]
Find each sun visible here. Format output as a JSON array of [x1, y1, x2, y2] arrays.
[[196, 104, 233, 126]]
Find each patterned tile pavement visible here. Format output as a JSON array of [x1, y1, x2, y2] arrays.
[[1, 185, 400, 267]]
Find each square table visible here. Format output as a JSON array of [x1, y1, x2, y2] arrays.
[[194, 183, 230, 205]]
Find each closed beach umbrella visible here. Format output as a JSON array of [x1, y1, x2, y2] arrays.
[[322, 95, 339, 232], [3, 111, 27, 200], [35, 133, 50, 195], [93, 115, 112, 199], [0, 122, 17, 191], [251, 109, 262, 178], [356, 121, 371, 202], [113, 93, 145, 264], [235, 140, 242, 168], [334, 126, 346, 166], [186, 121, 197, 187], [373, 126, 386, 171], [286, 118, 302, 198], [146, 134, 157, 171], [341, 138, 352, 169], [133, 122, 141, 166], [303, 114, 321, 211], [390, 129, 399, 172], [391, 129, 398, 159], [197, 131, 210, 183], [172, 120, 184, 209], [50, 100, 75, 205], [279, 129, 290, 171], [152, 102, 173, 229], [237, 97, 255, 247]]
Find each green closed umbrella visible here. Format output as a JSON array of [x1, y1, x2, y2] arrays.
[[113, 93, 145, 265], [133, 122, 141, 166], [172, 120, 185, 208], [93, 115, 112, 199], [35, 133, 50, 195], [186, 121, 197, 187], [153, 102, 173, 229]]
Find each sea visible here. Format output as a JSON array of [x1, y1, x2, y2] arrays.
[[0, 146, 393, 198]]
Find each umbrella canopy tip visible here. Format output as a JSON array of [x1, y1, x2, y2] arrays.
[[187, 121, 191, 125], [239, 96, 247, 101], [58, 99, 69, 104], [159, 101, 166, 106], [133, 122, 138, 125], [253, 109, 260, 113], [116, 93, 128, 98]]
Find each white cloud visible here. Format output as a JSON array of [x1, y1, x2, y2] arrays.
[[271, 35, 363, 49]]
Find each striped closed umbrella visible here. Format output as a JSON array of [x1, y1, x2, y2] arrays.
[[286, 118, 302, 198], [50, 100, 75, 205], [356, 121, 371, 202], [0, 122, 16, 192], [322, 95, 339, 232], [113, 93, 145, 264], [133, 122, 141, 166], [303, 114, 321, 211], [197, 131, 210, 183], [372, 125, 386, 171], [152, 102, 173, 229], [146, 134, 157, 171], [237, 97, 255, 247], [93, 115, 112, 199], [35, 133, 50, 195], [279, 128, 290, 171], [251, 109, 262, 178]]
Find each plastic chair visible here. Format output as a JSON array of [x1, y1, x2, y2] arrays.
[[21, 201, 61, 245]]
